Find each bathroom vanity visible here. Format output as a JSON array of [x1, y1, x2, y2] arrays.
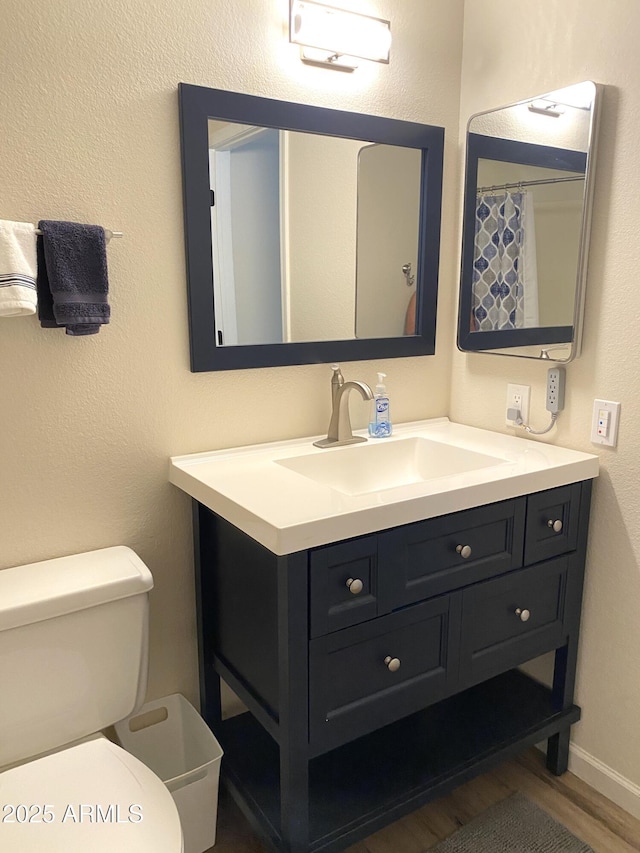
[[170, 420, 598, 853]]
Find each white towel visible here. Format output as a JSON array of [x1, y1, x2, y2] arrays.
[[0, 220, 38, 317]]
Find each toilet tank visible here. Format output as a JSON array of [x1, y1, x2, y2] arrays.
[[0, 546, 154, 768]]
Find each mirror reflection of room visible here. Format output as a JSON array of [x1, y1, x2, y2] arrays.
[[471, 159, 584, 332], [207, 121, 422, 346]]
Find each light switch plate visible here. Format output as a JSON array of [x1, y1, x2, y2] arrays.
[[591, 399, 620, 447]]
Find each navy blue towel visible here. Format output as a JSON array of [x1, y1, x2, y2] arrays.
[[37, 220, 110, 335]]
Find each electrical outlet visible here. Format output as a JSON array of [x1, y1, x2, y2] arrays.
[[546, 367, 566, 413], [506, 383, 530, 426]]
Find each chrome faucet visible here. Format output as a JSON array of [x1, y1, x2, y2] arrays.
[[314, 366, 373, 448]]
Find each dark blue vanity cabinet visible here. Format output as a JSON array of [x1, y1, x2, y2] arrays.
[[192, 479, 592, 853]]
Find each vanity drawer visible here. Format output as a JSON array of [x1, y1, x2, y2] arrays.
[[309, 594, 461, 754], [459, 556, 568, 687], [309, 536, 379, 638], [378, 498, 526, 611], [524, 484, 582, 565]]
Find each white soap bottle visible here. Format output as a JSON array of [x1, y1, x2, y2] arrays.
[[368, 372, 392, 438]]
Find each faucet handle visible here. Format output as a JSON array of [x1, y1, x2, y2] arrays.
[[330, 364, 344, 405]]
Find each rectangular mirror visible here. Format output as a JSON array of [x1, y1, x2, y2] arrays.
[[457, 81, 602, 362], [179, 84, 444, 371]]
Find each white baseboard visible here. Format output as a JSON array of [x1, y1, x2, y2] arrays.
[[537, 740, 640, 820], [568, 743, 640, 821]]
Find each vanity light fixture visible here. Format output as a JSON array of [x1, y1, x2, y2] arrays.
[[528, 99, 565, 117], [289, 0, 392, 72]]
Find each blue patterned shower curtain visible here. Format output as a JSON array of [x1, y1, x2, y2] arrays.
[[472, 191, 524, 331]]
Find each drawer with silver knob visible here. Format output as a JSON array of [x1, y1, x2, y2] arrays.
[[378, 497, 526, 611], [308, 594, 460, 754], [310, 535, 378, 638], [524, 484, 582, 565], [459, 556, 568, 687]]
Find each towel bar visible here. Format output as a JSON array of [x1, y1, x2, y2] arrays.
[[34, 229, 123, 242]]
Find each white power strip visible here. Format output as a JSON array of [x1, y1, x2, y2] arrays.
[[546, 367, 566, 413]]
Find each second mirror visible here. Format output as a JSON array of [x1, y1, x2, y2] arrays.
[[457, 81, 602, 362]]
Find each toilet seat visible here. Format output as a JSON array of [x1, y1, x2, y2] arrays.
[[0, 736, 183, 852]]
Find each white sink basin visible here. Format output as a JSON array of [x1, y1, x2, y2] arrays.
[[169, 418, 599, 555], [276, 437, 507, 496]]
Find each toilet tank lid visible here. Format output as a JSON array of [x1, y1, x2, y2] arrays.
[[0, 546, 153, 633]]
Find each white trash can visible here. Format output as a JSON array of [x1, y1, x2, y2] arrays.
[[114, 693, 223, 853]]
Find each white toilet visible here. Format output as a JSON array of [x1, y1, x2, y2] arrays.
[[0, 546, 184, 852]]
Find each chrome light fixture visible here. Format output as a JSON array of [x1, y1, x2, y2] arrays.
[[289, 0, 392, 72], [528, 99, 565, 118]]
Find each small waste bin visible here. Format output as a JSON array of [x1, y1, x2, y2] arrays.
[[114, 694, 223, 853]]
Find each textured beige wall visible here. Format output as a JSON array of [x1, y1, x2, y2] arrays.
[[0, 0, 464, 707], [454, 0, 640, 787]]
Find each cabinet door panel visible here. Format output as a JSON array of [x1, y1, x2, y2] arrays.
[[459, 557, 568, 687], [379, 498, 525, 611], [309, 594, 461, 754], [524, 484, 582, 565], [310, 536, 378, 638]]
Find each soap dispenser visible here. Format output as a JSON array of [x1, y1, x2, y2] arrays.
[[368, 372, 392, 438]]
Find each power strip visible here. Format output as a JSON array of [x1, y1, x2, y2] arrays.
[[546, 367, 566, 414]]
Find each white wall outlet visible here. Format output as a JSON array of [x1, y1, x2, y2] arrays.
[[591, 399, 621, 447], [506, 383, 531, 426]]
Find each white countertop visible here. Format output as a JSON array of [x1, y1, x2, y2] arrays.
[[169, 419, 599, 555]]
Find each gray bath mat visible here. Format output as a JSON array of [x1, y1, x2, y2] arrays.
[[429, 793, 594, 853]]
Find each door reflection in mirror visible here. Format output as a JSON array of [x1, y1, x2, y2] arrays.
[[355, 144, 421, 339], [209, 123, 283, 345]]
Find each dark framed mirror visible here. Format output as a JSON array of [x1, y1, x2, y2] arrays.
[[457, 81, 602, 362], [179, 84, 444, 371]]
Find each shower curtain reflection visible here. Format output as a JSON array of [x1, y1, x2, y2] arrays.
[[472, 191, 539, 332]]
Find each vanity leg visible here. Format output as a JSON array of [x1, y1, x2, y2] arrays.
[[201, 664, 223, 730], [547, 524, 589, 777], [547, 730, 571, 776], [547, 640, 578, 775], [280, 741, 310, 853], [278, 554, 310, 853], [192, 500, 223, 729]]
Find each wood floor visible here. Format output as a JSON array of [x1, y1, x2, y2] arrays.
[[211, 749, 640, 853]]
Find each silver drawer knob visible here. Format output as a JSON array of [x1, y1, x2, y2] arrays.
[[384, 656, 401, 672], [547, 519, 563, 533], [515, 608, 531, 622], [346, 577, 363, 595], [456, 544, 472, 559]]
